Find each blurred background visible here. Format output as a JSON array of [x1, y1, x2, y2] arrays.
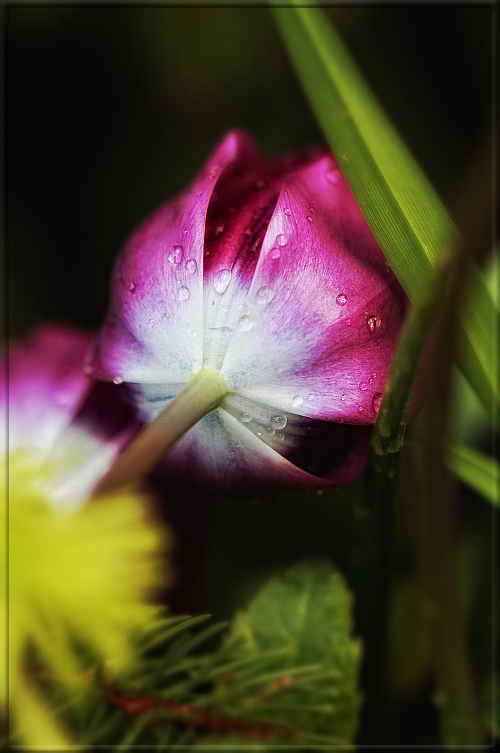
[[6, 3, 496, 745]]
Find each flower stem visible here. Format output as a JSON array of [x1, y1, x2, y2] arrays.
[[92, 370, 228, 497]]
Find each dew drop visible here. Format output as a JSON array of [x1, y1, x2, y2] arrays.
[[369, 379, 374, 385], [276, 234, 287, 246], [163, 312, 170, 319], [113, 376, 123, 385], [266, 426, 276, 437], [241, 412, 252, 423], [372, 392, 383, 413], [326, 169, 339, 184], [237, 315, 253, 332], [308, 393, 315, 401], [345, 319, 351, 326], [284, 208, 292, 217], [371, 372, 377, 378], [257, 431, 262, 437], [270, 247, 281, 260], [306, 215, 313, 223], [229, 450, 236, 459], [168, 245, 183, 264], [292, 395, 303, 408], [277, 367, 284, 374], [358, 405, 364, 412], [178, 286, 190, 301], [359, 382, 368, 391], [128, 282, 136, 293], [214, 223, 226, 238], [186, 258, 197, 274], [257, 286, 274, 305], [367, 315, 382, 331], [148, 317, 154, 324], [336, 293, 348, 306], [270, 415, 287, 430], [278, 432, 285, 441], [213, 269, 231, 294], [341, 394, 346, 401]]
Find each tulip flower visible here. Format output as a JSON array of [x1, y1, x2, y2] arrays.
[[1, 325, 170, 746], [92, 131, 407, 493]]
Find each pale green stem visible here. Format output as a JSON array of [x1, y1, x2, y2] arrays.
[[92, 370, 228, 497]]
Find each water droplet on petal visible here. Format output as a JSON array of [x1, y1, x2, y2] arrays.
[[270, 415, 287, 430], [292, 395, 303, 408], [359, 382, 368, 391], [163, 312, 170, 319], [326, 169, 339, 184], [371, 372, 377, 378], [214, 223, 226, 238], [306, 215, 313, 223], [237, 315, 253, 332], [229, 450, 236, 458], [345, 319, 351, 326], [369, 379, 374, 385], [372, 392, 383, 413], [186, 258, 197, 274], [308, 393, 315, 401], [336, 293, 348, 306], [213, 269, 231, 294], [284, 208, 292, 216], [113, 376, 123, 385], [358, 405, 364, 412], [257, 286, 274, 304], [277, 367, 284, 374], [270, 247, 281, 259], [341, 394, 346, 401], [276, 234, 287, 246], [178, 286, 190, 301], [129, 282, 136, 293], [367, 315, 381, 331], [241, 412, 252, 423], [266, 426, 276, 437], [168, 245, 184, 264], [148, 317, 154, 324]]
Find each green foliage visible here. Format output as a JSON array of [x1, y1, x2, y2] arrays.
[[445, 441, 500, 506], [271, 2, 499, 428], [53, 559, 361, 748]]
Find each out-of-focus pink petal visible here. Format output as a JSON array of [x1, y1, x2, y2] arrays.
[[158, 404, 370, 493], [220, 155, 407, 424], [92, 131, 259, 384], [2, 325, 142, 507], [1, 324, 93, 455]]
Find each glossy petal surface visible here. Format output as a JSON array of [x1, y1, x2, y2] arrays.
[[94, 132, 407, 490]]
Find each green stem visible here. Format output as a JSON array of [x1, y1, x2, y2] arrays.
[[92, 370, 228, 497]]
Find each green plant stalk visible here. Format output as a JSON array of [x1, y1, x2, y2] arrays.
[[92, 370, 228, 497], [271, 3, 499, 428]]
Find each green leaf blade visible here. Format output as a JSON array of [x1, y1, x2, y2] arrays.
[[272, 3, 499, 427], [445, 442, 499, 506]]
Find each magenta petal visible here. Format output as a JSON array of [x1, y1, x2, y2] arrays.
[[158, 407, 370, 493], [2, 324, 93, 454], [92, 130, 259, 384], [221, 154, 407, 424]]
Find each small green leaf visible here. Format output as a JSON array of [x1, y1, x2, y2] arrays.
[[225, 558, 362, 744], [271, 3, 499, 427], [445, 441, 499, 506]]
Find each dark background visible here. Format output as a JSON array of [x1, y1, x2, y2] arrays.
[[5, 3, 495, 745]]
